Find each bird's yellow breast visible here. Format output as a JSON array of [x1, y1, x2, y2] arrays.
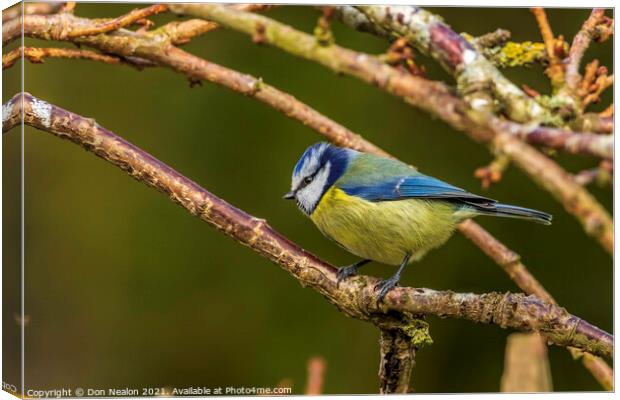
[[310, 187, 459, 265]]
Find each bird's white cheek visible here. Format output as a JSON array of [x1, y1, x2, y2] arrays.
[[296, 164, 331, 214], [296, 182, 321, 215]]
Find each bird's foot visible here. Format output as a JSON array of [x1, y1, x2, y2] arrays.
[[336, 264, 359, 286], [374, 277, 400, 304]]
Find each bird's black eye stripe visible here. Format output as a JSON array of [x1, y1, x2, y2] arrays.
[[299, 173, 316, 189]]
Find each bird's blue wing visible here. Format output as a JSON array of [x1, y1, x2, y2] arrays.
[[340, 175, 495, 204]]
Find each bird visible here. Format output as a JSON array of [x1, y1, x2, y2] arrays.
[[283, 142, 552, 303]]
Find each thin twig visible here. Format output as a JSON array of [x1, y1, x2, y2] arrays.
[[498, 121, 613, 159], [530, 8, 556, 64], [564, 9, 607, 96], [580, 352, 614, 390], [66, 4, 168, 38], [574, 160, 613, 188], [157, 19, 219, 45], [530, 8, 564, 88], [474, 154, 510, 190], [2, 46, 132, 70], [583, 74, 614, 109]]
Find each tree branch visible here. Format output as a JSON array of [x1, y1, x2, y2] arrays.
[[530, 8, 558, 67], [3, 92, 613, 361], [530, 8, 564, 89], [572, 113, 614, 134], [65, 4, 168, 38], [496, 119, 612, 159]]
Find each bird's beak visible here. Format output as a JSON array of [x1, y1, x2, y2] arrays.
[[283, 191, 295, 200]]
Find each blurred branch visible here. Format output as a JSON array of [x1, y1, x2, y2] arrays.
[[580, 352, 614, 390], [2, 92, 614, 360], [2, 1, 65, 22], [563, 9, 607, 98], [500, 333, 553, 392], [305, 357, 326, 395], [495, 120, 612, 159], [2, 46, 143, 70], [166, 4, 613, 254], [157, 18, 219, 45], [530, 8, 557, 65], [599, 104, 613, 118], [574, 161, 613, 188], [147, 4, 274, 46], [65, 4, 168, 38], [530, 8, 565, 89], [572, 113, 614, 134]]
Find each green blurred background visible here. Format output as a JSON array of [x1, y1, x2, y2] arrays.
[[2, 4, 613, 394]]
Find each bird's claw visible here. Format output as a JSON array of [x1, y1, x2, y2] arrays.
[[374, 278, 399, 304], [336, 265, 358, 286]]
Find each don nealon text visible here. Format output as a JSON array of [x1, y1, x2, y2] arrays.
[[23, 386, 293, 397]]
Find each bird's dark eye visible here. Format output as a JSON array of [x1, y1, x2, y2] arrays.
[[304, 176, 313, 185]]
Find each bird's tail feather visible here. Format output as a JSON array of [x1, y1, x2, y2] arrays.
[[474, 203, 552, 225]]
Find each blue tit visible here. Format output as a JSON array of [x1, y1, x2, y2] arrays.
[[284, 142, 552, 302]]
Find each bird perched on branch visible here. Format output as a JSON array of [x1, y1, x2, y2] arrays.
[[284, 142, 552, 303]]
